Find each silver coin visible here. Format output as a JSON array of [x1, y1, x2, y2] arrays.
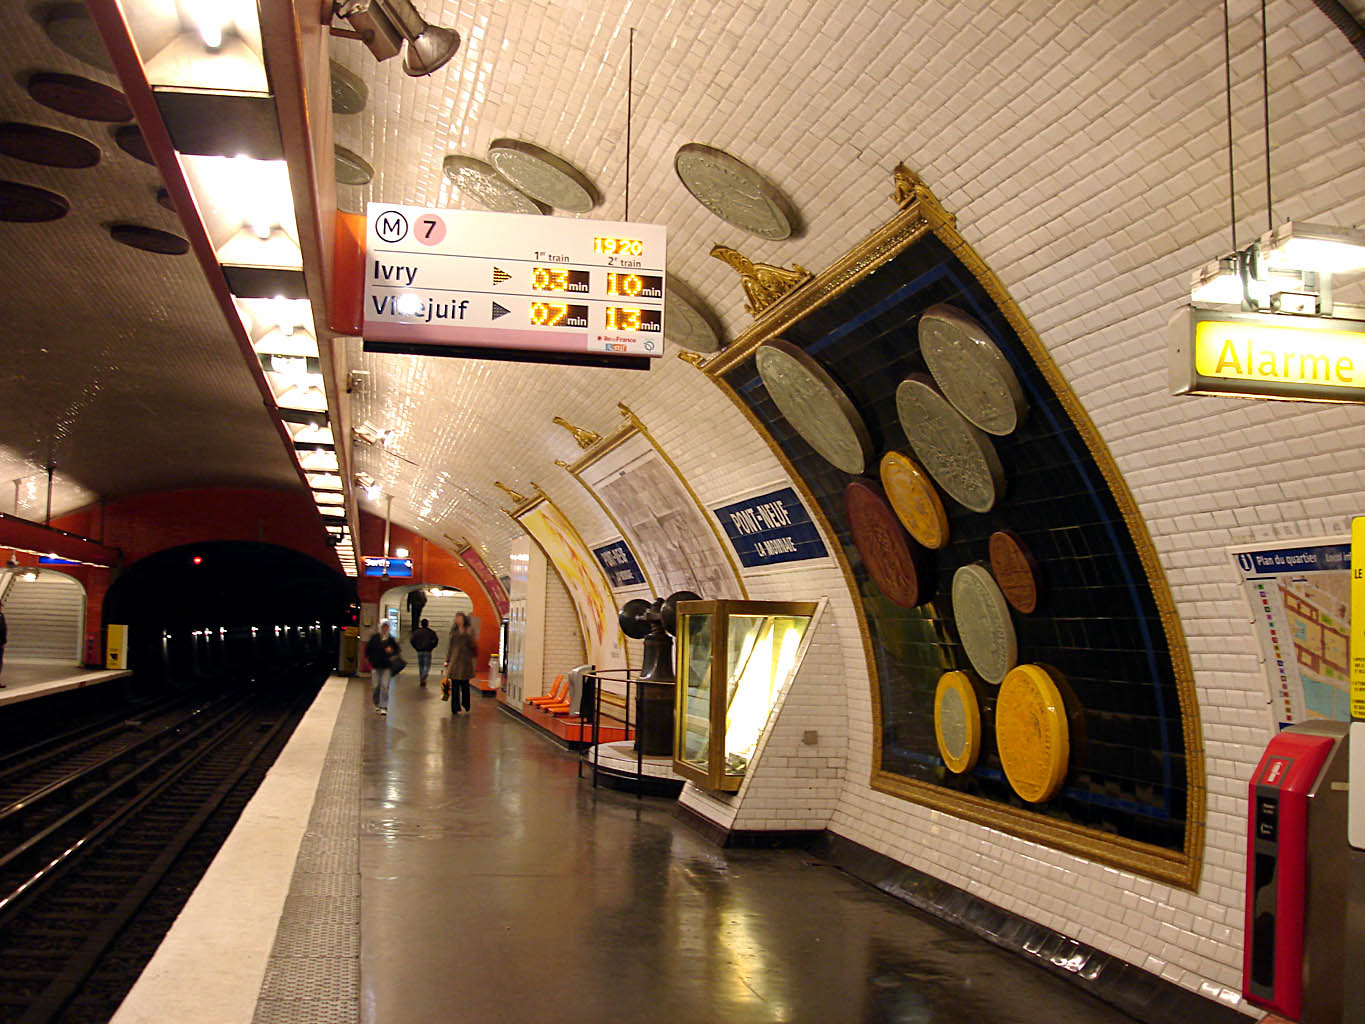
[[938, 685, 968, 759], [674, 144, 796, 240], [757, 340, 871, 474], [952, 564, 1017, 685], [335, 145, 373, 186], [919, 304, 1027, 436], [443, 155, 548, 215], [665, 277, 723, 353], [895, 374, 1004, 513], [487, 139, 597, 213]]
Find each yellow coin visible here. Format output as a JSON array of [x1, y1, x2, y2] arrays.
[[880, 450, 949, 550], [994, 663, 1069, 803], [934, 671, 981, 774]]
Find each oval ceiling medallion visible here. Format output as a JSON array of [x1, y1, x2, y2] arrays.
[[335, 144, 374, 186], [0, 181, 70, 222], [674, 143, 797, 240], [28, 72, 131, 123], [443, 155, 546, 214], [0, 122, 99, 168], [42, 3, 114, 71], [487, 139, 597, 213], [663, 275, 723, 353], [113, 125, 154, 165], [109, 223, 189, 254], [329, 60, 368, 115]]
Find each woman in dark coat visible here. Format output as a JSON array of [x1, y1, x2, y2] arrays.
[[444, 612, 476, 715]]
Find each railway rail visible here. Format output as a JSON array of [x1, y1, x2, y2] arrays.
[[0, 666, 328, 1023]]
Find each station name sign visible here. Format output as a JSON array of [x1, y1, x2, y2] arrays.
[[362, 556, 413, 578], [1169, 306, 1365, 403], [362, 204, 666, 370], [713, 487, 828, 569]]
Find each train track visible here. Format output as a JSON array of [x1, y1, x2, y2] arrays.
[[0, 669, 326, 1023]]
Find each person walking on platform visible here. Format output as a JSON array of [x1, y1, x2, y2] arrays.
[[0, 607, 7, 688], [409, 617, 438, 686], [444, 612, 476, 715], [365, 621, 399, 716], [405, 586, 427, 628]]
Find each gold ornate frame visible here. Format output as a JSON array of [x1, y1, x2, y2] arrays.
[[685, 168, 1205, 889], [558, 403, 750, 601]]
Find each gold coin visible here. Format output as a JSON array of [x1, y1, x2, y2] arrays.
[[880, 451, 949, 549], [994, 663, 1069, 803], [934, 671, 981, 774]]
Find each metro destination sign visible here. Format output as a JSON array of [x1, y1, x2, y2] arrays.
[[362, 204, 666, 370]]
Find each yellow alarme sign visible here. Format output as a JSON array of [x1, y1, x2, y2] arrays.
[[1353, 518, 1365, 720], [1194, 319, 1365, 388]]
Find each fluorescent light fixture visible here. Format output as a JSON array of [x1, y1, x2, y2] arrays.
[[235, 295, 313, 339], [291, 421, 332, 446], [1261, 221, 1365, 274], [300, 449, 340, 472], [126, 0, 268, 93], [256, 327, 319, 359], [308, 473, 343, 490], [365, 484, 381, 501], [394, 547, 409, 558], [179, 155, 300, 268], [274, 382, 328, 413], [1189, 257, 1243, 305], [315, 491, 345, 505]]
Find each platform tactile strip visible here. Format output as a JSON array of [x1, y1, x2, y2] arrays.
[[251, 680, 364, 1024]]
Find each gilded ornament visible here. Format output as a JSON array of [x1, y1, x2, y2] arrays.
[[493, 480, 527, 505], [710, 244, 812, 317], [552, 416, 601, 450], [677, 350, 709, 369]]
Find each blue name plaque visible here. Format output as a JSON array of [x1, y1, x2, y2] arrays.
[[714, 487, 827, 568], [593, 540, 646, 588]]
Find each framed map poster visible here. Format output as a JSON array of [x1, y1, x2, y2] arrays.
[[511, 490, 629, 674], [1230, 537, 1352, 726], [566, 406, 746, 601]]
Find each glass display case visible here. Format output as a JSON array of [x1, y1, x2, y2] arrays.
[[673, 600, 817, 792]]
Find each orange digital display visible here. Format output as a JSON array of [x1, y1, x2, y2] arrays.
[[593, 236, 644, 257]]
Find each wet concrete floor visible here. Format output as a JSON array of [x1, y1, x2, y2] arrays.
[[361, 682, 1138, 1023]]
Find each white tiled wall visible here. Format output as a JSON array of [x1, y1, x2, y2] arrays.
[[342, 0, 1365, 1013]]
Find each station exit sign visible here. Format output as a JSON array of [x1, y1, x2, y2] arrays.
[[1169, 306, 1365, 403], [362, 204, 666, 370]]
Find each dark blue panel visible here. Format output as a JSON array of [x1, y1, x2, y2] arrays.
[[593, 540, 647, 588], [713, 487, 828, 568]]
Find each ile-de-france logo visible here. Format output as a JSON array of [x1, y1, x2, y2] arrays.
[[375, 209, 408, 244]]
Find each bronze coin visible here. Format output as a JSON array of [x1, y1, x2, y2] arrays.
[[845, 478, 922, 608], [989, 529, 1040, 613]]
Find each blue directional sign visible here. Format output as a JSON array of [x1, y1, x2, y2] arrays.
[[593, 539, 646, 589], [713, 487, 827, 568], [362, 556, 414, 578]]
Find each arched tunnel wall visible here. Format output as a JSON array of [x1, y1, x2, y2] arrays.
[[477, 6, 1365, 1001], [49, 487, 343, 663]]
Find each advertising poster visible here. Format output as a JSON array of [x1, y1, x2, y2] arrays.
[[576, 429, 743, 601], [516, 498, 628, 674], [1232, 538, 1352, 725]]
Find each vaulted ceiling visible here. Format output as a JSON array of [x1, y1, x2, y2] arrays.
[[2, 0, 1362, 576]]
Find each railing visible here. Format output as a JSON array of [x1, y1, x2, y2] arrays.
[[577, 668, 653, 797]]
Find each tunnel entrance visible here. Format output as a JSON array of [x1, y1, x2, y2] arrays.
[[104, 541, 356, 684]]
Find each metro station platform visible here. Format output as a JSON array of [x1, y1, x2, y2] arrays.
[[109, 676, 1240, 1024], [0, 660, 133, 705]]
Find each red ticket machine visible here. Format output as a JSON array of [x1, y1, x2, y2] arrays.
[[1243, 721, 1350, 1023]]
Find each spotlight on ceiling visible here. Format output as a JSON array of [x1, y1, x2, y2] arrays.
[[331, 0, 460, 78]]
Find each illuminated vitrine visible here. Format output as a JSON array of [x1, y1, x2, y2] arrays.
[[673, 600, 816, 792]]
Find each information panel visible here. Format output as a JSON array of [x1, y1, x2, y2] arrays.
[[1231, 538, 1352, 725], [593, 539, 647, 590], [363, 205, 666, 364], [713, 486, 829, 569]]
